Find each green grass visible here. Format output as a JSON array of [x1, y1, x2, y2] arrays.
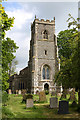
[[2, 93, 80, 119]]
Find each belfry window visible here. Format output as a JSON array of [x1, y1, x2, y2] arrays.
[[42, 65, 50, 79], [42, 30, 48, 39]]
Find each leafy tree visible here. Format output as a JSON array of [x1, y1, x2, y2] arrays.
[[55, 29, 77, 88], [67, 14, 80, 105], [55, 14, 80, 106], [1, 5, 19, 90]]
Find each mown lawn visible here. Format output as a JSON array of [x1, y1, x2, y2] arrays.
[[2, 93, 80, 119]]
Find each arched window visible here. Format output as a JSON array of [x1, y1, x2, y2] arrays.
[[42, 65, 50, 79], [42, 30, 48, 39]]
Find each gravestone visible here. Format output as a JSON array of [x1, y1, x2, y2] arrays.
[[26, 99, 33, 108], [61, 89, 67, 99], [39, 91, 46, 101], [69, 90, 76, 101], [8, 89, 11, 94], [58, 100, 69, 114], [21, 89, 26, 95], [56, 87, 61, 93], [50, 97, 58, 108], [57, 93, 62, 97], [16, 90, 18, 94], [51, 92, 55, 96], [22, 94, 27, 103], [36, 91, 39, 95], [18, 90, 21, 94]]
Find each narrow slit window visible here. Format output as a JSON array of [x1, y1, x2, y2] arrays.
[[45, 50, 47, 55]]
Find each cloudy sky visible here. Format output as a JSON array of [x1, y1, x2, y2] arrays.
[[2, 1, 78, 74]]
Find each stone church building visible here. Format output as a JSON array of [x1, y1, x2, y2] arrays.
[[9, 17, 59, 94]]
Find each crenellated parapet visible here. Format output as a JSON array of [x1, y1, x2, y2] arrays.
[[31, 17, 55, 27]]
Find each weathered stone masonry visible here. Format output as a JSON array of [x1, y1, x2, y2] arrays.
[[8, 17, 59, 94]]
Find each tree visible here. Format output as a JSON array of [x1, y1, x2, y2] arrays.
[[55, 29, 77, 89], [1, 5, 19, 90], [67, 14, 80, 106], [55, 14, 80, 106]]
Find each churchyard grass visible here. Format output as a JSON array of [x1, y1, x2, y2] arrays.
[[2, 93, 80, 119]]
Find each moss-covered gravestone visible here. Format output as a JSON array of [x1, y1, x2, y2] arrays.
[[69, 90, 76, 101], [39, 91, 46, 101], [21, 89, 26, 95]]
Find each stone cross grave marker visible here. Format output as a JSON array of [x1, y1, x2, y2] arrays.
[[50, 97, 58, 108], [39, 91, 46, 101], [58, 100, 69, 114], [26, 99, 33, 108]]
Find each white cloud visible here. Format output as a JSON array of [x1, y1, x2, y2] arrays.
[[5, 5, 36, 73], [6, 9, 34, 29], [5, 2, 77, 73]]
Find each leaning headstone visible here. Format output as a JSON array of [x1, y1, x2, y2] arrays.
[[26, 99, 33, 108], [18, 90, 21, 94], [69, 90, 76, 101], [39, 91, 46, 101], [8, 89, 11, 94], [58, 100, 69, 114], [50, 97, 58, 108]]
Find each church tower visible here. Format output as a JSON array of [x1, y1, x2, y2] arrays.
[[28, 17, 59, 94]]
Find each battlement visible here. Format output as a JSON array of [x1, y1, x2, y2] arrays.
[[32, 17, 55, 25]]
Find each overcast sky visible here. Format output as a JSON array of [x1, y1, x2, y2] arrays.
[[2, 1, 78, 74]]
